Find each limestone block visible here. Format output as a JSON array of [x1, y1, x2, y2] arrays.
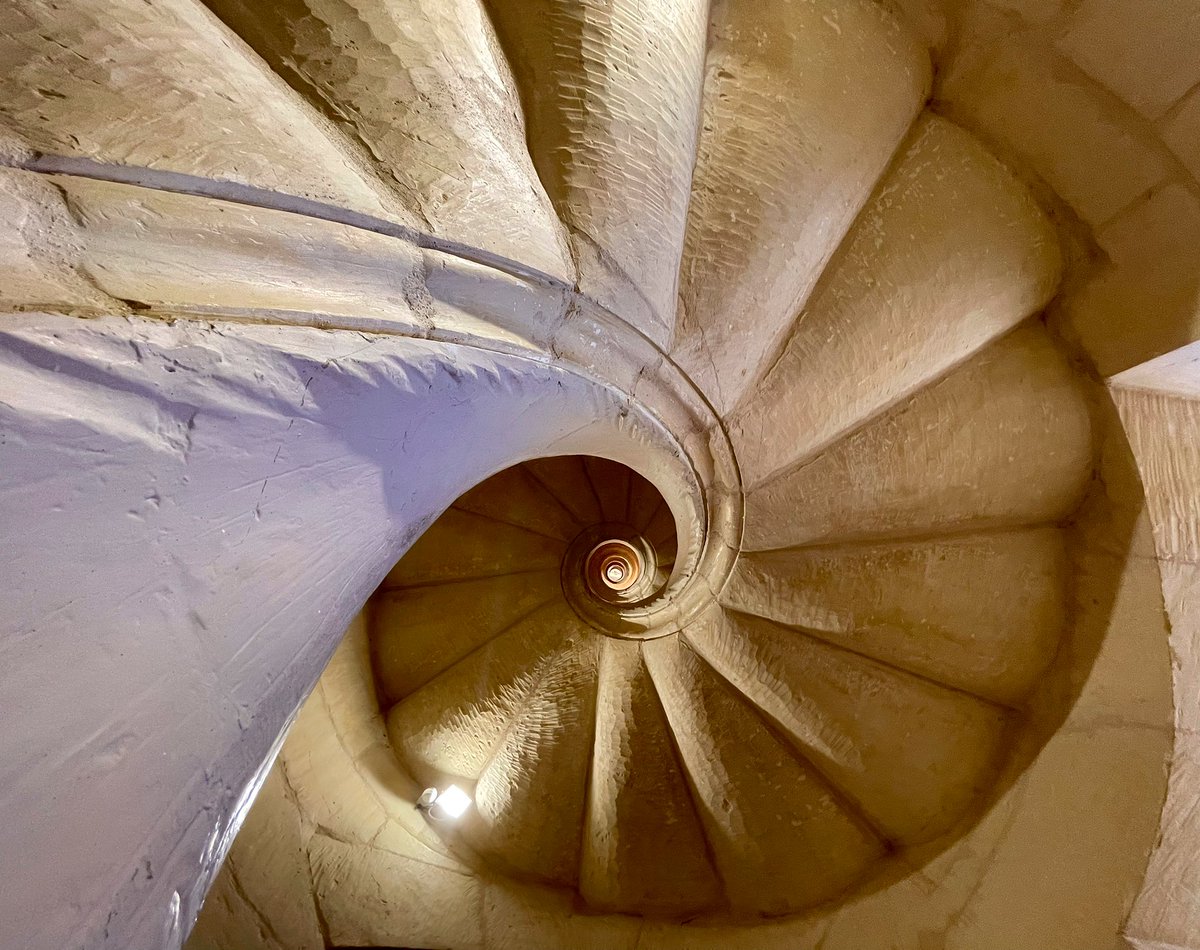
[[1125, 710, 1200, 948], [1114, 387, 1200, 561], [200, 0, 572, 279], [382, 508, 567, 587], [281, 686, 390, 845], [186, 766, 323, 950], [1162, 85, 1200, 184], [486, 0, 709, 343], [184, 869, 281, 950], [308, 834, 484, 949], [374, 569, 563, 701], [722, 529, 1067, 704], [743, 326, 1093, 550], [1110, 340, 1200, 403], [316, 617, 390, 761], [939, 36, 1171, 226], [1059, 544, 1175, 732], [730, 116, 1062, 488], [1057, 0, 1200, 120], [465, 638, 598, 886], [684, 610, 1007, 846], [0, 0, 404, 219], [673, 0, 929, 414], [645, 634, 884, 915], [452, 465, 588, 543], [943, 725, 1169, 950], [481, 880, 642, 950], [1060, 185, 1200, 377], [387, 602, 592, 784], [581, 639, 721, 916]]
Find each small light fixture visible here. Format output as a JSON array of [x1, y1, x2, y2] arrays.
[[416, 784, 472, 821]]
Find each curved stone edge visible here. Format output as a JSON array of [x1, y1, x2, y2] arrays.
[[0, 160, 744, 635]]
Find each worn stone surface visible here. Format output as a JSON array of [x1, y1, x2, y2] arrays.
[[1059, 185, 1200, 378], [3, 1, 1190, 948], [184, 768, 323, 950], [939, 33, 1172, 227], [743, 326, 1093, 550], [199, 0, 573, 278], [672, 0, 929, 413], [645, 631, 884, 915], [722, 529, 1067, 704], [582, 639, 721, 916], [486, 0, 709, 344], [0, 0, 408, 219], [729, 115, 1062, 487]]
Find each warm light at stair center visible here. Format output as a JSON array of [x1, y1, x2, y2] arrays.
[[587, 539, 643, 593]]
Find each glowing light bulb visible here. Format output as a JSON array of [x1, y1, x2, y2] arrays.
[[435, 784, 471, 819]]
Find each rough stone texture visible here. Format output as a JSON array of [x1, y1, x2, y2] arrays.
[[722, 528, 1067, 705], [1162, 85, 1200, 184], [729, 115, 1062, 487], [374, 569, 563, 701], [582, 639, 721, 916], [673, 0, 929, 414], [0, 0, 408, 221], [466, 636, 598, 885], [387, 602, 586, 786], [199, 0, 573, 278], [3, 1, 1191, 947], [645, 631, 884, 915], [743, 326, 1093, 550], [0, 310, 673, 950], [184, 768, 323, 950], [486, 0, 709, 344], [684, 610, 1007, 845], [1112, 374, 1200, 950]]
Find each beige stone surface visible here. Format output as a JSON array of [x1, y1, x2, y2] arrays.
[[383, 507, 567, 586], [466, 636, 597, 885], [6, 1, 1187, 947], [944, 724, 1169, 950], [722, 528, 1067, 704], [939, 34, 1171, 226], [309, 833, 484, 948], [1057, 0, 1200, 120], [582, 638, 721, 916], [486, 0, 708, 343], [1114, 387, 1200, 561], [744, 326, 1093, 550], [685, 610, 1007, 845], [387, 601, 589, 785], [1112, 381, 1200, 949], [673, 0, 929, 413], [0, 0, 406, 219], [729, 115, 1062, 487], [1060, 184, 1200, 378], [1125, 696, 1200, 948], [186, 768, 323, 950], [200, 0, 573, 278], [645, 632, 884, 915], [453, 464, 588, 543], [374, 570, 562, 701]]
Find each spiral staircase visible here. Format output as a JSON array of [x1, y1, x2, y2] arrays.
[[0, 0, 1195, 948]]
